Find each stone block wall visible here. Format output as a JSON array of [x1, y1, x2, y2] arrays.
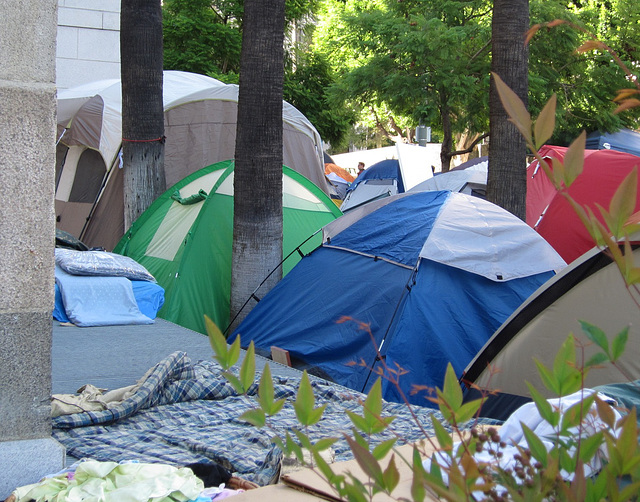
[[57, 0, 121, 89]]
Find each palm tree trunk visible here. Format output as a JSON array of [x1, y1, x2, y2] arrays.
[[487, 0, 529, 220], [121, 0, 166, 231], [230, 0, 285, 330]]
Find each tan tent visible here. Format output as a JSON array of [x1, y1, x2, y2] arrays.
[[56, 71, 328, 250], [462, 236, 640, 420]]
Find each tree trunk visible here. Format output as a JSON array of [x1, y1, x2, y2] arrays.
[[121, 0, 166, 231], [440, 99, 453, 172], [487, 0, 529, 220], [230, 0, 285, 330]]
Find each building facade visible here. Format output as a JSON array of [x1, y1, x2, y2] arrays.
[[57, 0, 120, 90]]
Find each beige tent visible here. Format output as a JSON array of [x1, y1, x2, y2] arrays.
[[56, 71, 328, 250], [462, 238, 640, 420]]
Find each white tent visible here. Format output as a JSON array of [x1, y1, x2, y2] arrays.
[[56, 71, 328, 250], [410, 161, 487, 196]]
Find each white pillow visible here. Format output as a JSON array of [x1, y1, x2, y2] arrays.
[[55, 248, 156, 282]]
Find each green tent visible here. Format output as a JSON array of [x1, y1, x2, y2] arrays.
[[114, 160, 342, 334]]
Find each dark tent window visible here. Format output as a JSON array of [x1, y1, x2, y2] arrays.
[[68, 149, 106, 203], [55, 143, 69, 191]]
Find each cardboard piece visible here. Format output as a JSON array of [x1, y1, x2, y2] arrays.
[[227, 483, 326, 501], [230, 441, 442, 501], [281, 442, 438, 501]]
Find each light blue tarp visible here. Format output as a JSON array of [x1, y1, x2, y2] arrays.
[[586, 128, 640, 157], [231, 191, 565, 406]]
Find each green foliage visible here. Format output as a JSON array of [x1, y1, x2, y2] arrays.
[[283, 52, 355, 145], [162, 0, 242, 79], [294, 371, 327, 426], [315, 0, 491, 151]]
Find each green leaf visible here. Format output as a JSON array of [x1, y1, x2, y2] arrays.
[[561, 393, 596, 433], [534, 94, 557, 149], [526, 381, 559, 427], [239, 341, 256, 392], [258, 364, 285, 416], [312, 448, 337, 483], [579, 321, 610, 357], [352, 429, 369, 451], [522, 423, 549, 466], [345, 409, 369, 432], [363, 377, 383, 417], [534, 358, 559, 395], [239, 408, 266, 428], [559, 446, 576, 473], [294, 371, 315, 425], [554, 337, 583, 396], [441, 363, 463, 410], [205, 315, 230, 368], [227, 335, 241, 368], [223, 371, 244, 395], [272, 435, 285, 453], [611, 326, 629, 362], [619, 482, 640, 502], [492, 72, 532, 144], [382, 455, 400, 493], [607, 168, 638, 238], [453, 399, 481, 424], [314, 437, 338, 452], [563, 131, 586, 187], [308, 404, 327, 426], [585, 352, 610, 369], [431, 415, 453, 452], [372, 438, 397, 461], [577, 431, 604, 464], [617, 409, 638, 466], [344, 434, 384, 488], [285, 432, 304, 462], [293, 428, 313, 451], [411, 447, 427, 502]]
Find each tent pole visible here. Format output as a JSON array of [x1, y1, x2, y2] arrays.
[[223, 228, 323, 337], [79, 148, 121, 242], [360, 261, 420, 394]]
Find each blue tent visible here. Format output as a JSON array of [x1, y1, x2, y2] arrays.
[[340, 159, 402, 212], [231, 191, 566, 406], [351, 159, 404, 192], [586, 128, 640, 157]]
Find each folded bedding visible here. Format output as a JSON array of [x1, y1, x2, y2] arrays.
[[55, 266, 154, 327], [53, 248, 165, 327], [54, 280, 165, 324]]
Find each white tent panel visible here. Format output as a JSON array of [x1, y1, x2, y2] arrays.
[[421, 193, 567, 280]]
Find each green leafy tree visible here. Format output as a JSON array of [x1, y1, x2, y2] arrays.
[[162, 0, 352, 142], [284, 52, 355, 146], [162, 0, 243, 81], [314, 0, 493, 170], [528, 0, 640, 145]]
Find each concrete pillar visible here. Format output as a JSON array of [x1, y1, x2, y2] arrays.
[[0, 0, 66, 498]]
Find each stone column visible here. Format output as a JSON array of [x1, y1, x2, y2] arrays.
[[0, 0, 66, 498]]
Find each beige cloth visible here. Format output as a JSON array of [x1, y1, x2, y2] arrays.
[[51, 364, 156, 417]]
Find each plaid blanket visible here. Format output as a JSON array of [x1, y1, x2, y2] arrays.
[[53, 351, 500, 486]]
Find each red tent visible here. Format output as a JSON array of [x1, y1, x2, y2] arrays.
[[527, 145, 640, 263]]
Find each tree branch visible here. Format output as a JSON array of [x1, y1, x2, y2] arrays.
[[449, 132, 489, 157]]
